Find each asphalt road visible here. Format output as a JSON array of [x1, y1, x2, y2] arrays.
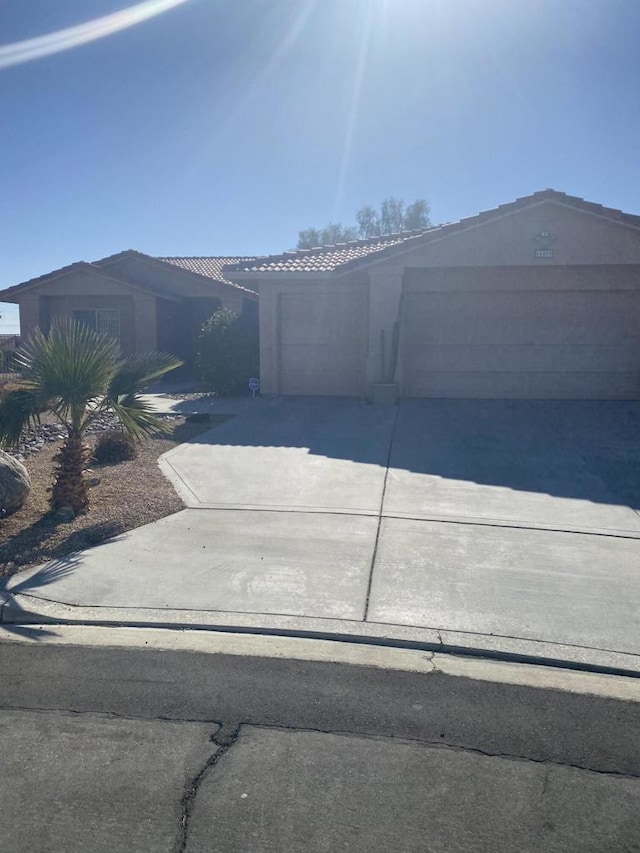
[[1, 632, 639, 852]]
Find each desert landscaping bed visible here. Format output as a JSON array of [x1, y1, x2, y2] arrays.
[[0, 415, 226, 581]]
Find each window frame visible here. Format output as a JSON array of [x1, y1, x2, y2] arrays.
[[72, 308, 121, 344]]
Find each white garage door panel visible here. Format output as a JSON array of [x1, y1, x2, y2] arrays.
[[407, 371, 639, 400], [279, 288, 367, 396], [403, 286, 640, 399], [408, 345, 640, 373], [279, 293, 365, 346]]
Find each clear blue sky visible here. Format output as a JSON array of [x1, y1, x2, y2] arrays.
[[2, 0, 639, 332]]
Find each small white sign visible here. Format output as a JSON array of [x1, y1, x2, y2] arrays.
[[249, 377, 260, 391]]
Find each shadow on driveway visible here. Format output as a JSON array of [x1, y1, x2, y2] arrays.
[[1, 557, 84, 640], [177, 397, 640, 510]]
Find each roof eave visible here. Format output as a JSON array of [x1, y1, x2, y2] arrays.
[[226, 270, 338, 281], [98, 251, 258, 295], [0, 261, 182, 302], [331, 196, 640, 275]]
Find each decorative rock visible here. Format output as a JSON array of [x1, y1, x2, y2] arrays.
[[3, 412, 176, 461], [0, 449, 31, 516]]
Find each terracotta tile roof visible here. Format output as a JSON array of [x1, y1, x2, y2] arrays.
[[0, 251, 260, 302], [157, 256, 258, 287], [226, 189, 640, 275], [97, 250, 259, 296], [225, 232, 432, 274]]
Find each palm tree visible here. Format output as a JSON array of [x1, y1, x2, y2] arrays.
[[0, 319, 183, 514]]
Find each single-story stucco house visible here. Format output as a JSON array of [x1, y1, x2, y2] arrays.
[[226, 189, 640, 400], [0, 250, 258, 362], [2, 189, 639, 399]]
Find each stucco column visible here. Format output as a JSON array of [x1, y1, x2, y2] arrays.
[[19, 294, 41, 341], [365, 271, 405, 388], [133, 294, 158, 352], [259, 282, 278, 394]]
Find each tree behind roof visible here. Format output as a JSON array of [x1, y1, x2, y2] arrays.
[[297, 196, 431, 248]]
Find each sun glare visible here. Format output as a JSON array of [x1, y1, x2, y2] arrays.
[[333, 1, 376, 220]]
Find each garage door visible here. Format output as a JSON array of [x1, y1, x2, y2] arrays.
[[402, 269, 640, 399], [278, 287, 368, 396]]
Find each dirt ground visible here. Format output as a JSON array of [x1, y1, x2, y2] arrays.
[[0, 417, 226, 580]]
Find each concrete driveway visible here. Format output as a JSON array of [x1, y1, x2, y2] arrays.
[[4, 397, 640, 670]]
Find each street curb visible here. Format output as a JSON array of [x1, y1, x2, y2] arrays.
[[3, 592, 640, 679]]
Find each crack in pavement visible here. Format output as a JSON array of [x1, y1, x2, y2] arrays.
[[0, 706, 225, 726], [2, 707, 638, 783], [538, 766, 551, 805], [244, 722, 640, 782], [174, 722, 241, 853]]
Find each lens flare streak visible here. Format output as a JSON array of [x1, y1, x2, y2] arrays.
[[0, 0, 191, 69]]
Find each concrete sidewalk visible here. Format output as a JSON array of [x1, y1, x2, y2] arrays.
[[3, 397, 640, 674]]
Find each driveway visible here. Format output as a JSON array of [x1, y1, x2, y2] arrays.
[[4, 398, 640, 669]]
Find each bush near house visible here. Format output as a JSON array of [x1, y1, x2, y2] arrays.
[[196, 308, 258, 396]]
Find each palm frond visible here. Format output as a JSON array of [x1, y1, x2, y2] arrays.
[[0, 387, 46, 447], [16, 319, 122, 408], [107, 394, 171, 441], [107, 351, 184, 399]]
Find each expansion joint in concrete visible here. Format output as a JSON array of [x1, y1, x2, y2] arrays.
[[363, 405, 400, 622]]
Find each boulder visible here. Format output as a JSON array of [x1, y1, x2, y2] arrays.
[[0, 450, 30, 516]]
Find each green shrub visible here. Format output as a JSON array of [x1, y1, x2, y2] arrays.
[[196, 308, 258, 396], [93, 430, 137, 464]]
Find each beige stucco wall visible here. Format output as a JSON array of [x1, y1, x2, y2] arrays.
[[371, 202, 640, 272], [43, 294, 136, 352], [18, 294, 40, 342], [8, 263, 247, 356], [12, 269, 153, 352]]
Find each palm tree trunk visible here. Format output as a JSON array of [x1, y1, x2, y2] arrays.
[[51, 431, 89, 514]]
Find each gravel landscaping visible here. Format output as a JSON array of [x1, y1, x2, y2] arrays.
[[0, 414, 228, 581]]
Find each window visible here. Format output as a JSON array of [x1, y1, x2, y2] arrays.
[[73, 309, 121, 343]]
